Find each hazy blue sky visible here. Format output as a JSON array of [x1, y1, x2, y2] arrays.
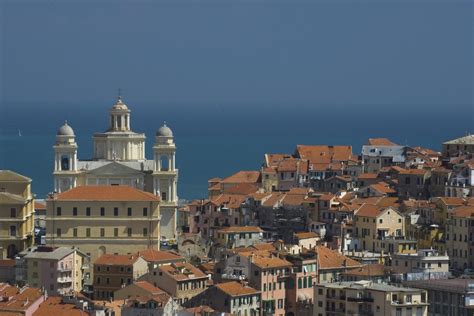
[[1, 0, 472, 109]]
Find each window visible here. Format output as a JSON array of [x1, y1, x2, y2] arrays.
[[100, 228, 105, 237], [97, 277, 101, 284], [127, 207, 132, 216], [114, 207, 119, 216], [277, 299, 284, 309], [73, 228, 77, 237], [143, 228, 148, 237], [161, 191, 167, 201], [100, 207, 105, 216], [114, 228, 118, 237], [10, 208, 16, 218], [86, 207, 91, 216], [9, 226, 16, 236], [56, 207, 62, 216], [73, 207, 77, 216], [86, 228, 91, 237], [57, 228, 61, 237], [143, 208, 148, 216], [127, 228, 132, 237]]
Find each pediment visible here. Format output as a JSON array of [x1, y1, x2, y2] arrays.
[[85, 161, 143, 176]]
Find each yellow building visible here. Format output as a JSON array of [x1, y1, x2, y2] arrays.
[[0, 170, 35, 258], [446, 205, 474, 270], [313, 280, 428, 316], [354, 204, 405, 252], [46, 185, 160, 265]]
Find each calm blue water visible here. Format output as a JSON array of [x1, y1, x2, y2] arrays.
[[0, 102, 472, 200]]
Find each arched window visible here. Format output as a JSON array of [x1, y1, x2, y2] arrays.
[[61, 155, 70, 170], [160, 155, 169, 171]]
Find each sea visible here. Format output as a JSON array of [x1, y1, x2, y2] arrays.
[[0, 102, 472, 201]]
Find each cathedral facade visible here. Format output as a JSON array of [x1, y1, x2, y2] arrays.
[[53, 97, 178, 240]]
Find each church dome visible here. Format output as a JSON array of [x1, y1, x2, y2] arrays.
[[111, 96, 129, 110], [57, 122, 75, 136], [156, 123, 173, 137]]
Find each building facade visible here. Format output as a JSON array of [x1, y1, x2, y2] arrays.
[[53, 96, 178, 240], [0, 170, 35, 259], [46, 185, 161, 266]]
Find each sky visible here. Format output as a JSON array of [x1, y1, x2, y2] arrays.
[[1, 0, 473, 109]]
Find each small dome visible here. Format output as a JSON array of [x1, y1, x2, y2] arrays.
[[156, 122, 173, 137], [112, 96, 129, 110], [57, 121, 75, 136]]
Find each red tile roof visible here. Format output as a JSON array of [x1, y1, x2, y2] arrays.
[[251, 256, 292, 269], [159, 262, 207, 281], [217, 226, 263, 234], [133, 281, 165, 294], [367, 138, 398, 146], [296, 145, 353, 164], [94, 253, 141, 266], [0, 283, 44, 313], [216, 281, 259, 297], [221, 171, 261, 184], [314, 246, 361, 270], [33, 296, 84, 316], [355, 204, 384, 217], [451, 206, 474, 218], [53, 185, 160, 201], [136, 249, 184, 263]]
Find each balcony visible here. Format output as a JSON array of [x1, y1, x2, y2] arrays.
[[58, 266, 72, 272], [347, 296, 374, 303], [57, 276, 73, 283]]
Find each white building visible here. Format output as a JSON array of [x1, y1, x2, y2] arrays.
[[52, 96, 178, 240]]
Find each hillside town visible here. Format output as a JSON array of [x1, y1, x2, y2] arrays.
[[0, 98, 473, 315]]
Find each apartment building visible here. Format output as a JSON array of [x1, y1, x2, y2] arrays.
[[397, 169, 431, 200], [140, 262, 208, 305], [216, 226, 264, 249], [404, 278, 474, 316], [353, 204, 405, 252], [387, 249, 449, 279], [446, 205, 474, 270], [46, 185, 160, 264], [0, 170, 35, 259], [313, 280, 428, 316], [93, 253, 148, 300], [184, 281, 261, 316], [248, 254, 293, 316], [23, 246, 87, 295]]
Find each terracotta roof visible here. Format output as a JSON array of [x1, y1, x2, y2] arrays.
[[251, 256, 292, 269], [438, 197, 465, 206], [125, 292, 171, 306], [315, 246, 361, 270], [296, 145, 353, 164], [357, 173, 378, 180], [159, 262, 207, 281], [53, 185, 160, 201], [33, 296, 84, 316], [133, 281, 165, 294], [375, 197, 400, 208], [218, 226, 263, 234], [251, 243, 276, 251], [294, 232, 319, 239], [198, 262, 215, 274], [355, 204, 383, 218], [367, 138, 398, 146], [265, 153, 293, 167], [370, 182, 396, 194], [211, 194, 247, 209], [223, 183, 259, 195], [281, 194, 307, 206], [398, 168, 428, 175], [341, 264, 386, 277], [262, 193, 285, 207], [0, 283, 43, 313], [185, 305, 216, 314], [221, 171, 261, 184], [216, 281, 259, 297], [451, 206, 474, 218], [34, 201, 46, 210], [262, 166, 277, 174], [136, 249, 183, 263], [94, 253, 141, 266]]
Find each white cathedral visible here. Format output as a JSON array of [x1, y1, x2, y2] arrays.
[[53, 96, 178, 240]]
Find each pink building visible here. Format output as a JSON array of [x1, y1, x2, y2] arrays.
[[0, 283, 46, 316], [248, 255, 292, 316]]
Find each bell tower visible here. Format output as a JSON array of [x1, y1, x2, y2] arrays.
[[153, 122, 178, 240], [53, 121, 78, 192]]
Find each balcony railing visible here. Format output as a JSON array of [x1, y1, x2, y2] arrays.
[[347, 296, 374, 302]]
